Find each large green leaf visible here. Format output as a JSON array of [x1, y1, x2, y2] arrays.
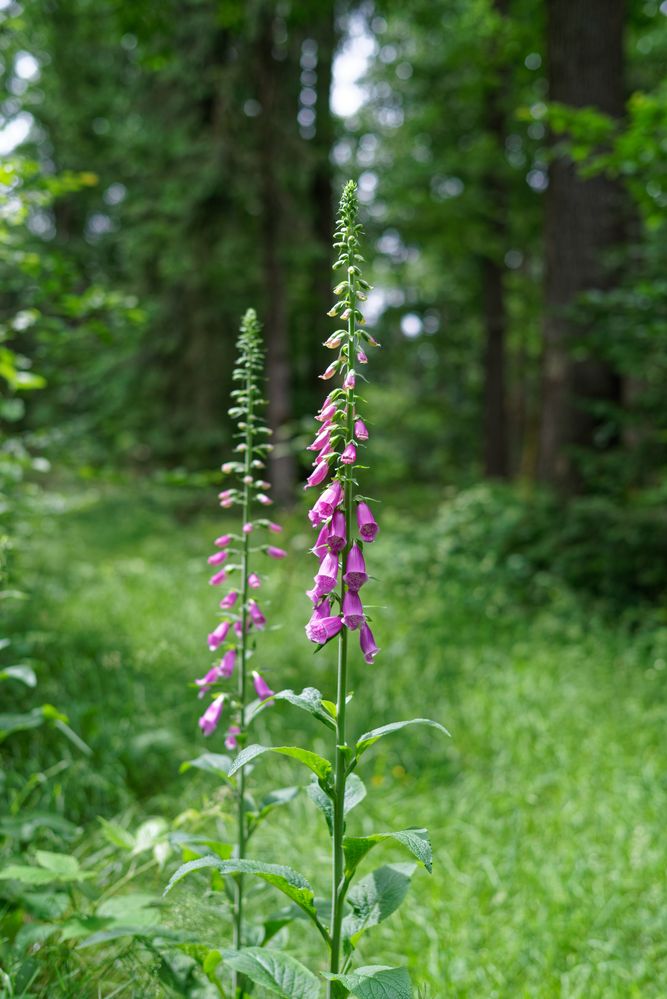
[[342, 864, 415, 942], [164, 857, 323, 929], [0, 851, 92, 885], [324, 965, 413, 999], [179, 752, 234, 781], [220, 947, 321, 999], [229, 744, 332, 783], [271, 687, 336, 729], [355, 719, 450, 758], [307, 774, 366, 835], [343, 829, 432, 878]]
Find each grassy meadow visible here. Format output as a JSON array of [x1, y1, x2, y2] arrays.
[[3, 483, 667, 997]]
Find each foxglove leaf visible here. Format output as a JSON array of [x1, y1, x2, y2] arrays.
[[342, 864, 415, 942], [343, 829, 432, 877], [323, 965, 412, 999], [220, 947, 321, 999], [355, 718, 449, 758], [229, 743, 332, 783]]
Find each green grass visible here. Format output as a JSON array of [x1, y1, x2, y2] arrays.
[[4, 482, 667, 997]]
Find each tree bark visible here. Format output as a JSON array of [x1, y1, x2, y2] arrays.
[[537, 0, 626, 490], [257, 10, 297, 504], [481, 0, 510, 479]]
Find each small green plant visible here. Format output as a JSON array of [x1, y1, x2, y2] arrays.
[[166, 184, 449, 997]]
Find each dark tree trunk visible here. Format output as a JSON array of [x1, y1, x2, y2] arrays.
[[308, 2, 337, 398], [481, 0, 509, 479], [537, 0, 626, 490], [257, 12, 296, 505]]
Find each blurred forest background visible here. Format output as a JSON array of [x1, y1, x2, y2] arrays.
[[3, 1, 667, 996]]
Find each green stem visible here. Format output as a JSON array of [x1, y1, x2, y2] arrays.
[[328, 262, 357, 994], [233, 359, 254, 999]]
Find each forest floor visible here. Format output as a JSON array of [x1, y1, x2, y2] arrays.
[[5, 482, 667, 998]]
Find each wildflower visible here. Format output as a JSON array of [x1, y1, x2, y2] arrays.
[[209, 569, 228, 586], [269, 522, 282, 533], [267, 546, 287, 559], [208, 550, 229, 566], [248, 572, 261, 589], [305, 460, 330, 489], [243, 522, 253, 534], [315, 551, 339, 595], [343, 369, 356, 390], [219, 648, 236, 678], [257, 494, 272, 506], [343, 543, 368, 591], [208, 620, 231, 651], [225, 725, 241, 750], [305, 606, 343, 644], [221, 462, 236, 474], [311, 481, 343, 523], [320, 361, 338, 380], [196, 664, 223, 697], [342, 590, 365, 630], [328, 510, 346, 553], [357, 502, 379, 542], [316, 402, 337, 423], [359, 621, 379, 664], [252, 671, 274, 701], [354, 419, 369, 441], [341, 442, 357, 465], [312, 525, 330, 559], [248, 599, 267, 630], [357, 349, 368, 364], [220, 590, 239, 609], [199, 694, 225, 736]]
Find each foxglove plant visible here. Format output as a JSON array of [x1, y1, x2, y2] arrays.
[[167, 188, 448, 999]]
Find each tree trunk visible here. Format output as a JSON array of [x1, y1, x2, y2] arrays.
[[257, 11, 296, 505], [537, 0, 626, 490], [481, 0, 510, 479]]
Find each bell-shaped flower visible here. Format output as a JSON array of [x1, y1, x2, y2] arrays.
[[248, 599, 266, 630], [315, 551, 339, 595], [195, 664, 223, 698], [305, 459, 330, 489], [343, 543, 367, 591], [312, 525, 330, 559], [341, 442, 357, 465], [220, 590, 239, 609], [328, 510, 346, 553], [214, 534, 232, 547], [219, 648, 236, 677], [268, 522, 283, 533], [267, 546, 287, 559], [209, 569, 228, 586], [359, 621, 379, 664], [208, 549, 229, 566], [343, 369, 356, 390], [248, 572, 261, 589], [342, 590, 365, 630], [257, 493, 273, 505], [252, 670, 274, 701], [354, 419, 369, 441], [356, 501, 378, 542], [243, 522, 253, 534], [208, 620, 231, 651], [199, 694, 225, 736]]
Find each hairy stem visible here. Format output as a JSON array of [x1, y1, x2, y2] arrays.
[[328, 263, 357, 992], [233, 356, 254, 999]]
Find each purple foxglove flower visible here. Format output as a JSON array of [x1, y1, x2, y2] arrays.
[[243, 522, 253, 534], [328, 510, 346, 554], [354, 419, 369, 441], [220, 496, 233, 509], [267, 546, 287, 559], [341, 442, 357, 465], [234, 621, 243, 638], [343, 369, 356, 390], [305, 611, 344, 645], [365, 333, 380, 347], [357, 349, 368, 364], [209, 569, 228, 586], [357, 501, 379, 542], [221, 462, 236, 474], [315, 551, 339, 595], [257, 493, 273, 505], [220, 590, 239, 609], [208, 620, 231, 651], [269, 522, 283, 533], [323, 332, 344, 349], [225, 725, 241, 750], [320, 361, 338, 380], [313, 481, 343, 521], [196, 664, 223, 698], [248, 599, 266, 630], [208, 549, 229, 566], [199, 694, 224, 736], [343, 543, 368, 591], [248, 572, 261, 589], [219, 489, 233, 501], [252, 670, 274, 700], [243, 475, 253, 485], [305, 460, 330, 489], [359, 621, 379, 664], [307, 427, 331, 452], [214, 534, 232, 547], [219, 648, 236, 677], [316, 402, 337, 423], [312, 525, 330, 559], [342, 590, 365, 630]]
